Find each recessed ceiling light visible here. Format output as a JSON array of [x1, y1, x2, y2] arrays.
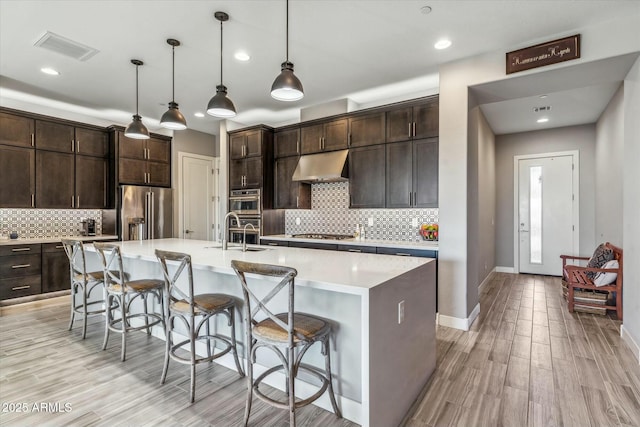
[[420, 6, 432, 14], [539, 94, 548, 99], [537, 117, 549, 123], [434, 39, 452, 50], [194, 112, 205, 118], [234, 51, 250, 61], [40, 67, 60, 75]]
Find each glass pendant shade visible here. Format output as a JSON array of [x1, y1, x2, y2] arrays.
[[160, 101, 187, 130], [125, 114, 150, 139], [271, 61, 304, 101], [207, 85, 236, 118], [124, 59, 150, 140], [160, 39, 187, 130]]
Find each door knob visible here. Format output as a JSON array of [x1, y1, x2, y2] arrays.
[[185, 229, 193, 234]]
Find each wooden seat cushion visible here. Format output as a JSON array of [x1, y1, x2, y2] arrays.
[[253, 313, 329, 343], [171, 293, 233, 314], [74, 270, 125, 283], [107, 279, 164, 294]]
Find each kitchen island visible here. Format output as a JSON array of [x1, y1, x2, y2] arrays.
[[83, 238, 436, 427]]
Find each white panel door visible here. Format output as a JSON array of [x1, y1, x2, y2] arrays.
[[518, 155, 575, 275], [181, 154, 215, 240]]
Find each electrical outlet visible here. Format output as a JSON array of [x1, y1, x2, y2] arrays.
[[411, 218, 418, 227], [398, 300, 405, 324], [368, 217, 374, 227], [295, 217, 301, 225]]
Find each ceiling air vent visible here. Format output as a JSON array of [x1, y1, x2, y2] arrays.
[[533, 106, 552, 112], [34, 31, 99, 61]]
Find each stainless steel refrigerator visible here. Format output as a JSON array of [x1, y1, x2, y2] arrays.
[[119, 185, 173, 240]]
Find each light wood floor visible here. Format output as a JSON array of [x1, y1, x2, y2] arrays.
[[1, 273, 639, 426]]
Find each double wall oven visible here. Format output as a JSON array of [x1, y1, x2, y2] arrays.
[[228, 189, 261, 245]]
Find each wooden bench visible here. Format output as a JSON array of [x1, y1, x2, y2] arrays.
[[561, 242, 623, 320]]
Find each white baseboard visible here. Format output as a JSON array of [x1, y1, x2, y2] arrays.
[[621, 324, 640, 365], [478, 269, 495, 291], [495, 266, 515, 273], [438, 303, 480, 331]]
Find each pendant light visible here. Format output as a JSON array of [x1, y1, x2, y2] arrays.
[[160, 39, 187, 130], [206, 11, 236, 118], [124, 59, 150, 139], [271, 0, 304, 101]]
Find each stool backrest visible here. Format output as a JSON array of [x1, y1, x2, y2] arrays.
[[231, 260, 300, 344], [61, 239, 89, 283], [155, 249, 196, 315], [93, 242, 127, 291]]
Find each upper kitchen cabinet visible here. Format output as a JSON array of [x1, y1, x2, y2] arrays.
[[0, 145, 35, 208], [75, 127, 109, 157], [113, 129, 171, 187], [349, 145, 386, 208], [386, 138, 438, 208], [0, 112, 34, 148], [274, 156, 310, 209], [36, 150, 75, 208], [300, 118, 348, 154], [386, 97, 439, 143], [348, 112, 385, 148], [230, 128, 263, 159], [35, 120, 75, 152], [274, 127, 300, 158]]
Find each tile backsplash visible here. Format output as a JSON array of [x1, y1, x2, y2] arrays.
[[284, 182, 438, 241], [0, 209, 103, 239]]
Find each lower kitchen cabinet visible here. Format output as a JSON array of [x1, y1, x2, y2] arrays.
[[260, 239, 289, 247], [349, 145, 385, 208], [0, 144, 35, 208], [42, 243, 70, 293], [288, 241, 338, 251], [0, 244, 42, 299], [337, 244, 377, 253]]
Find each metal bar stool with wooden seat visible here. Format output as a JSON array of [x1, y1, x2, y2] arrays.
[[61, 239, 108, 339], [231, 260, 341, 427], [93, 242, 164, 362], [155, 249, 244, 403]]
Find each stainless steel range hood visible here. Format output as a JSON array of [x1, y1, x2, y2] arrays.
[[291, 149, 349, 183]]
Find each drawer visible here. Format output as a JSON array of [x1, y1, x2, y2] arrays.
[[375, 247, 438, 258], [0, 253, 42, 277], [261, 239, 289, 247], [42, 242, 66, 253], [0, 244, 41, 257], [288, 241, 337, 251], [0, 275, 41, 299], [337, 244, 377, 254]]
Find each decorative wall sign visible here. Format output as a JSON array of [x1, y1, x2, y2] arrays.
[[506, 34, 580, 74]]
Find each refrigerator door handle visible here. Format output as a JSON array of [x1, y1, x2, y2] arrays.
[[150, 192, 155, 239]]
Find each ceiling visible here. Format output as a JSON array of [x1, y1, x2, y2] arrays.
[[1, 1, 639, 137]]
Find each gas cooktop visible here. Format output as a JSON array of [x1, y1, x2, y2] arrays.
[[291, 233, 354, 240]]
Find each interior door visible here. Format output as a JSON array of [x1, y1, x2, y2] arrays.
[[181, 154, 215, 240], [518, 155, 575, 275]]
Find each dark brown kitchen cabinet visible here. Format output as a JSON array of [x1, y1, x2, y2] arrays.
[[230, 157, 263, 190], [0, 112, 34, 148], [348, 112, 385, 148], [35, 120, 75, 152], [76, 155, 108, 208], [75, 127, 108, 157], [386, 138, 438, 208], [386, 97, 439, 143], [42, 243, 70, 293], [300, 118, 348, 154], [274, 128, 300, 158], [275, 156, 310, 209], [349, 145, 386, 208], [230, 129, 263, 159], [36, 150, 75, 208], [0, 244, 42, 300], [115, 130, 171, 187], [0, 145, 35, 208]]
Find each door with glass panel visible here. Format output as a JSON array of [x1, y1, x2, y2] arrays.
[[517, 153, 577, 275]]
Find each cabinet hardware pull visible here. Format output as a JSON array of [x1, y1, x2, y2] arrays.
[[296, 196, 299, 208], [71, 140, 75, 152], [77, 195, 80, 207], [12, 264, 31, 269], [31, 194, 34, 208], [319, 137, 322, 151], [268, 243, 279, 246], [409, 192, 412, 205], [408, 122, 412, 137], [395, 252, 411, 256], [296, 140, 300, 153], [71, 196, 74, 208], [31, 134, 34, 147], [11, 248, 30, 252], [413, 122, 416, 137], [77, 140, 80, 152], [55, 245, 64, 249], [414, 191, 417, 206], [12, 285, 31, 291], [348, 249, 362, 253], [348, 133, 351, 147]]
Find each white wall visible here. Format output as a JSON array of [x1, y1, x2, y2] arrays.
[[622, 57, 640, 360], [595, 86, 625, 245], [495, 125, 597, 268]]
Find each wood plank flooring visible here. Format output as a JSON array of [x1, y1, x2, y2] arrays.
[[406, 272, 640, 427], [2, 272, 639, 426]]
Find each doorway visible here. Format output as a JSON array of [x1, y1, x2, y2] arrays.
[[178, 153, 220, 241], [514, 151, 579, 275]]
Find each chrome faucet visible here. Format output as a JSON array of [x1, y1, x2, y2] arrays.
[[222, 211, 240, 250], [242, 223, 256, 252]]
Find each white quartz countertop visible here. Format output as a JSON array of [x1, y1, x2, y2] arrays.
[[0, 235, 119, 246], [86, 238, 434, 295], [261, 234, 439, 251]]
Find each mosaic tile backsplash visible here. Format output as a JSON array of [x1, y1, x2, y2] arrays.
[[0, 209, 103, 239], [284, 182, 438, 241]]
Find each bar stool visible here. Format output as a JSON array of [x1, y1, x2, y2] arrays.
[[61, 239, 107, 339], [93, 242, 164, 362], [155, 249, 244, 403], [231, 260, 342, 427]]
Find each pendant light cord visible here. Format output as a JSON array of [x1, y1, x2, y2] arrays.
[[220, 19, 224, 86], [171, 45, 175, 102], [285, 0, 289, 61], [135, 64, 139, 115]]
